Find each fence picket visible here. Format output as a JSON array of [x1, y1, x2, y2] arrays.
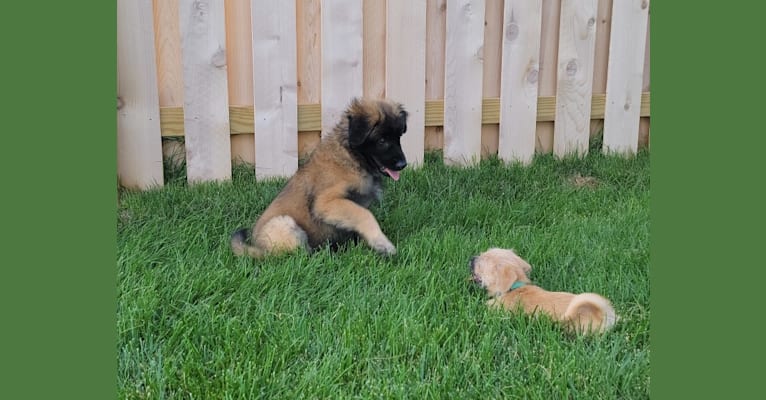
[[386, 0, 426, 167], [179, 0, 232, 183], [321, 0, 364, 135], [364, 0, 386, 99], [443, 0, 486, 166], [153, 0, 186, 164], [225, 0, 255, 165], [498, 0, 543, 164], [252, 0, 299, 179], [296, 0, 322, 155], [553, 0, 598, 157], [479, 0, 503, 158], [639, 12, 650, 148], [535, 0, 561, 153], [117, 0, 164, 189], [603, 0, 649, 155], [589, 0, 614, 138], [424, 0, 447, 151], [153, 0, 184, 110]]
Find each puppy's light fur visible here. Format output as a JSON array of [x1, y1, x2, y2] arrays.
[[470, 248, 618, 334]]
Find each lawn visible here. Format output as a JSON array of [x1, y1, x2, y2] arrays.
[[117, 148, 650, 399]]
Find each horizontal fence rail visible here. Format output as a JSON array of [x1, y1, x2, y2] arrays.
[[157, 93, 650, 135], [117, 0, 650, 189]]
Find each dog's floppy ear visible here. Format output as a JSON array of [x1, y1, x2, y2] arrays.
[[504, 248, 532, 275], [511, 249, 532, 275], [348, 114, 371, 147], [494, 263, 519, 295], [396, 108, 408, 134], [519, 258, 532, 275], [347, 99, 373, 147]]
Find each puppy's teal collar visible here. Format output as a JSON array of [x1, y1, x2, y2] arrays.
[[508, 281, 527, 291]]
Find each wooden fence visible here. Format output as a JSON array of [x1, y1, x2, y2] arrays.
[[117, 0, 650, 189]]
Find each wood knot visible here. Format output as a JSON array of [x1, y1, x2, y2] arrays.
[[211, 47, 227, 68], [193, 0, 208, 18], [587, 17, 596, 27], [566, 59, 578, 76], [117, 97, 124, 110], [506, 23, 519, 41], [641, 0, 648, 9], [475, 45, 484, 63], [526, 67, 539, 85]]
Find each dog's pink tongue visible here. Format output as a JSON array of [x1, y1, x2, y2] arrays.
[[384, 168, 400, 181]]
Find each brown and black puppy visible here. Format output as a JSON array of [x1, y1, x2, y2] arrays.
[[231, 98, 408, 259], [470, 248, 618, 334]]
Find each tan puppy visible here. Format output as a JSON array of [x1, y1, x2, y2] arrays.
[[231, 98, 408, 259], [470, 248, 618, 334]]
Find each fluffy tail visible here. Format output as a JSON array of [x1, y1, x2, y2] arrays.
[[563, 293, 618, 334], [230, 228, 266, 259], [231, 216, 309, 259]]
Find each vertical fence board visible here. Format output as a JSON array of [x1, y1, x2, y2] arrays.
[[296, 0, 322, 156], [321, 0, 363, 135], [225, 0, 255, 165], [386, 0, 426, 167], [553, 0, 597, 157], [480, 0, 503, 158], [536, 0, 561, 153], [589, 0, 613, 137], [364, 0, 386, 99], [424, 0, 446, 151], [498, 0, 542, 164], [153, 0, 186, 164], [153, 0, 184, 108], [118, 0, 164, 189], [179, 0, 232, 182], [602, 0, 649, 155], [443, 0, 486, 165], [251, 1, 299, 178], [638, 10, 650, 149]]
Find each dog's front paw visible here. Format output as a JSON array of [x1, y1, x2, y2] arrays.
[[369, 235, 397, 256]]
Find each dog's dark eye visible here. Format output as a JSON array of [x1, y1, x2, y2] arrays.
[[377, 138, 387, 146]]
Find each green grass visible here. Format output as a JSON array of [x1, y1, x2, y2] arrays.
[[118, 148, 650, 399]]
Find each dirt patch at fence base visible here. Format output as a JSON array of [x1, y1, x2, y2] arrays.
[[568, 174, 600, 189]]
